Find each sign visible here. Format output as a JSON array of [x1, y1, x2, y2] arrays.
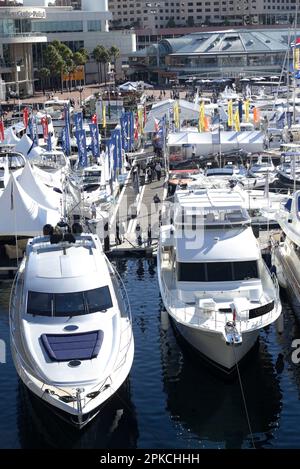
[[1, 8, 46, 19], [62, 66, 85, 82]]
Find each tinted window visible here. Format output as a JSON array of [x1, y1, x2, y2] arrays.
[[177, 261, 259, 282], [86, 286, 113, 312], [233, 261, 258, 280], [27, 286, 113, 317], [206, 262, 232, 282], [177, 262, 206, 281], [55, 292, 86, 317], [27, 291, 52, 316]]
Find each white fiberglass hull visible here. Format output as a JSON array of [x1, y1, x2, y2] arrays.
[[11, 332, 134, 429], [170, 314, 259, 374]]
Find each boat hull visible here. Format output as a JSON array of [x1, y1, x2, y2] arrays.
[[170, 317, 259, 374], [11, 334, 134, 430]]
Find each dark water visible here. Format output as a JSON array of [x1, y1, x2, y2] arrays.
[[1, 258, 300, 448]]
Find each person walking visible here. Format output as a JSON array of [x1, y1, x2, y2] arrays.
[[135, 223, 142, 246], [91, 202, 97, 219], [155, 161, 162, 181], [146, 167, 152, 184]]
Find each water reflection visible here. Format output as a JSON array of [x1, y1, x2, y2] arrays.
[[17, 379, 139, 449], [160, 317, 283, 449]]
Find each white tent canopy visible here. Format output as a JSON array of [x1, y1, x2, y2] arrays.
[[144, 99, 211, 133], [15, 134, 33, 156], [17, 161, 60, 211], [4, 127, 20, 145], [168, 131, 264, 156], [0, 173, 60, 236]]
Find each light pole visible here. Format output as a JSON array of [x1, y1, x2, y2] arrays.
[[77, 85, 83, 107]]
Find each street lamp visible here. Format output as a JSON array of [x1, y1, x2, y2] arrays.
[[77, 85, 83, 107]]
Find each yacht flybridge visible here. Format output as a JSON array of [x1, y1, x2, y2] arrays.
[[157, 189, 281, 373], [9, 223, 134, 428]]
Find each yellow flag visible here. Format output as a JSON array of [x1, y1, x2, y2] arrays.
[[244, 99, 250, 123], [102, 103, 106, 128], [234, 108, 240, 132], [228, 100, 233, 127], [138, 107, 144, 133], [294, 47, 300, 71], [198, 101, 205, 132], [174, 101, 180, 129]]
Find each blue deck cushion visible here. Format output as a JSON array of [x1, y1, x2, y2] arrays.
[[41, 330, 103, 362]]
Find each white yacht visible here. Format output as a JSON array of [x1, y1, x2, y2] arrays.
[[272, 190, 300, 317], [276, 151, 300, 188], [32, 150, 70, 173], [44, 98, 74, 133], [0, 146, 25, 190], [248, 154, 277, 182], [157, 188, 281, 374], [9, 224, 134, 428]]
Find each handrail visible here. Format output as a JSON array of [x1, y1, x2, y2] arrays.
[[159, 256, 280, 334]]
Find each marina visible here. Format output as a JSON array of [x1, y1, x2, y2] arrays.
[[2, 1, 300, 453]]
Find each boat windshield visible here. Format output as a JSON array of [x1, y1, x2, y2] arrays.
[[177, 261, 259, 282], [26, 286, 113, 317]]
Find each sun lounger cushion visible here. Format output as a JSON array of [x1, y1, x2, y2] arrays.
[[41, 330, 103, 362]]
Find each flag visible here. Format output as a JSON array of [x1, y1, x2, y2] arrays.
[[0, 119, 4, 141], [75, 129, 88, 167], [173, 101, 180, 130], [198, 101, 205, 132], [91, 113, 97, 124], [102, 104, 106, 128], [294, 45, 300, 71], [276, 112, 285, 129], [204, 116, 210, 131], [138, 107, 144, 134], [134, 112, 139, 141], [64, 103, 70, 125], [253, 107, 260, 125], [46, 133, 52, 152], [62, 126, 71, 156], [41, 116, 48, 142], [228, 100, 233, 127], [23, 107, 29, 128], [234, 108, 240, 132], [154, 118, 160, 133], [244, 99, 250, 123], [238, 100, 243, 121], [89, 123, 100, 159], [74, 112, 83, 132]]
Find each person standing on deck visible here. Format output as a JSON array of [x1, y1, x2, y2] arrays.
[[155, 161, 162, 181]]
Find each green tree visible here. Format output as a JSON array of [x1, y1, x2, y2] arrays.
[[38, 67, 50, 91], [92, 45, 110, 85]]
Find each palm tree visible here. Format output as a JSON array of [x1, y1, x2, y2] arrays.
[[92, 45, 104, 84], [109, 45, 120, 85]]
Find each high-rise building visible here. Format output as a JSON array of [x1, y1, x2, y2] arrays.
[[108, 0, 298, 31]]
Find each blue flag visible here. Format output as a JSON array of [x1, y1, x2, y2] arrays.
[[74, 112, 83, 132], [46, 133, 52, 152], [89, 123, 100, 158], [62, 127, 71, 156], [76, 129, 88, 167]]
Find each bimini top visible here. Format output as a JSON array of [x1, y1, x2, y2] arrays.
[[24, 234, 107, 294], [174, 188, 250, 227]]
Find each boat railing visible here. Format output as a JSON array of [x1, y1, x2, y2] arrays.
[[9, 266, 79, 410], [109, 262, 133, 373], [160, 268, 280, 333]]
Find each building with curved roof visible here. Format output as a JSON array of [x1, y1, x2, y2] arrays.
[[128, 28, 296, 83]]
